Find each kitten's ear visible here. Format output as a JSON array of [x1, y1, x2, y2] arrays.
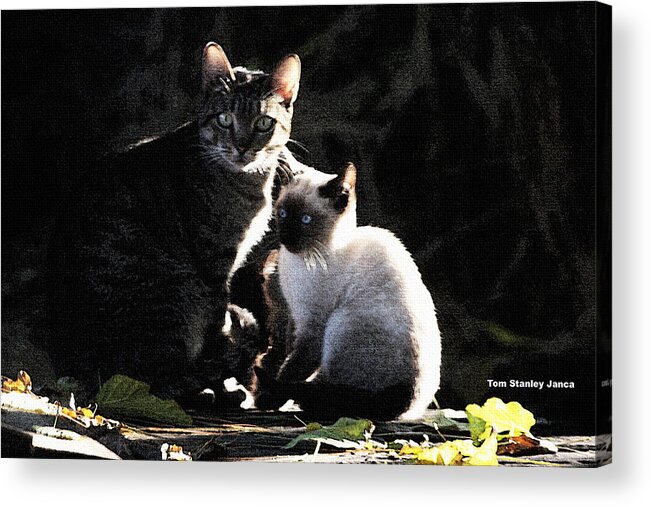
[[202, 42, 235, 93], [340, 162, 357, 192], [270, 54, 301, 107], [319, 163, 357, 212]]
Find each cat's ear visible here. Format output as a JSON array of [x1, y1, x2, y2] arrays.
[[319, 163, 357, 212], [340, 162, 357, 192], [270, 54, 301, 107], [202, 42, 235, 93]]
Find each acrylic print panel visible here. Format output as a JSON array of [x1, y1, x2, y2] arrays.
[[1, 2, 611, 466]]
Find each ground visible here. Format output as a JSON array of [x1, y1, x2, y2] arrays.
[[1, 402, 606, 466]]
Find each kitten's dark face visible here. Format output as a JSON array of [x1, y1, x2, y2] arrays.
[[276, 189, 337, 255], [198, 43, 300, 174], [276, 164, 357, 256]]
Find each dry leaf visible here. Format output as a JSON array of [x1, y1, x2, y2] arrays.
[[498, 434, 558, 456], [1, 370, 32, 393], [161, 443, 192, 461]]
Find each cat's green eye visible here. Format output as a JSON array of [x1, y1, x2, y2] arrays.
[[216, 112, 233, 129], [253, 115, 275, 133]]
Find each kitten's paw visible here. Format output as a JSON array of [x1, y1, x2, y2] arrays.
[[252, 365, 287, 410], [174, 380, 249, 414]]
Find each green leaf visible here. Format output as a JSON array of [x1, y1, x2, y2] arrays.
[[466, 404, 490, 445], [96, 374, 192, 427], [284, 417, 374, 449], [423, 409, 470, 434]]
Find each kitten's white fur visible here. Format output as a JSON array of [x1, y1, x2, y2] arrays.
[[277, 169, 441, 419]]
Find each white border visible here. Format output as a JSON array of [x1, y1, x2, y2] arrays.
[[2, 0, 650, 505]]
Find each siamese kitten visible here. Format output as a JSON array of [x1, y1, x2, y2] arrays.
[[262, 163, 441, 420], [47, 43, 301, 402]]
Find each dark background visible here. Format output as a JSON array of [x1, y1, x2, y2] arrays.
[[2, 3, 608, 433]]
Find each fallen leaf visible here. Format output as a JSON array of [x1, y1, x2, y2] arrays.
[[1, 370, 32, 393], [58, 399, 120, 429], [284, 417, 374, 449], [438, 441, 463, 465], [466, 397, 535, 443], [161, 443, 192, 461], [467, 432, 499, 466], [96, 375, 192, 427], [497, 434, 558, 456], [413, 447, 440, 464], [466, 406, 491, 445], [398, 435, 498, 466], [424, 409, 470, 434]]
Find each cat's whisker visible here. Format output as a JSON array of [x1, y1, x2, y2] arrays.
[[276, 162, 293, 184], [193, 153, 217, 161], [192, 156, 222, 166], [218, 77, 232, 93], [314, 239, 330, 256], [313, 247, 328, 271], [192, 149, 228, 163], [191, 148, 216, 156], [190, 143, 229, 156], [304, 251, 318, 271], [287, 138, 310, 153]]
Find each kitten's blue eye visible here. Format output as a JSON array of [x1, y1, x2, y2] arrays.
[[278, 208, 288, 219], [301, 214, 312, 224], [216, 112, 233, 128], [253, 115, 275, 133]]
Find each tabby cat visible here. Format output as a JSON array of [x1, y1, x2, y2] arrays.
[[47, 43, 301, 404]]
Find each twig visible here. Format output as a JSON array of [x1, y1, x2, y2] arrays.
[[497, 456, 565, 467]]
